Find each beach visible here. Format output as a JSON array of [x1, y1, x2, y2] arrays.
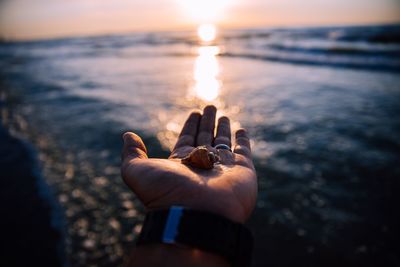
[[1, 24, 400, 266]]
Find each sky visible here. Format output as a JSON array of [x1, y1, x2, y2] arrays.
[[0, 0, 399, 40]]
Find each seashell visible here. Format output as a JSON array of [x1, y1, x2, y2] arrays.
[[181, 146, 219, 169]]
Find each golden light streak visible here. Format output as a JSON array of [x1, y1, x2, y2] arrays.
[[193, 46, 221, 101]]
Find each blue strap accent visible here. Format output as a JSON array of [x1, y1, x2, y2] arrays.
[[162, 206, 184, 244]]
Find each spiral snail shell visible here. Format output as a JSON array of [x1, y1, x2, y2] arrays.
[[181, 146, 219, 169]]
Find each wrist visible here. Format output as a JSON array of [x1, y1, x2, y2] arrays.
[[134, 206, 253, 267], [145, 190, 251, 224]]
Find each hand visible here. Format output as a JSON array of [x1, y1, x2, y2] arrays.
[[121, 105, 257, 223]]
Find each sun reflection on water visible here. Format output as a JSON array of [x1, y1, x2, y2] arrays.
[[155, 36, 241, 151], [193, 46, 221, 101]]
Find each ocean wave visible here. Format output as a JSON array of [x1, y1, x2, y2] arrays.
[[265, 43, 400, 56], [221, 24, 400, 44], [2, 24, 399, 72], [221, 51, 400, 72]]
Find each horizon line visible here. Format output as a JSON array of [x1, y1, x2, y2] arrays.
[[1, 21, 399, 43]]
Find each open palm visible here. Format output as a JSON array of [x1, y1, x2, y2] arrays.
[[121, 106, 257, 223]]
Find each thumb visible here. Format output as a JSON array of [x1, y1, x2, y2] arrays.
[[121, 132, 148, 162]]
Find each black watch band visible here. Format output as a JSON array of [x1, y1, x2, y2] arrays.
[[136, 206, 253, 267]]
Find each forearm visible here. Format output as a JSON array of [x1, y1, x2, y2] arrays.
[[127, 244, 230, 267]]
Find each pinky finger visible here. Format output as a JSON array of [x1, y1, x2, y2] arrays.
[[233, 128, 252, 158]]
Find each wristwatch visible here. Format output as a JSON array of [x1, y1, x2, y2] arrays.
[[136, 206, 254, 267]]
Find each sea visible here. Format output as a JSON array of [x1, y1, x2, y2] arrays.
[[1, 24, 400, 266]]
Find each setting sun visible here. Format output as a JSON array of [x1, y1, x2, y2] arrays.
[[198, 24, 217, 42], [176, 0, 233, 23]]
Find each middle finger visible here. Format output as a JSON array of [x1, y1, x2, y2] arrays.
[[196, 105, 217, 146]]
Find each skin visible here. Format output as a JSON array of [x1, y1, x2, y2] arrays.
[[121, 105, 258, 266]]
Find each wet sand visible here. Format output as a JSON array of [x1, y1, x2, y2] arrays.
[[0, 95, 65, 266], [1, 90, 150, 266]]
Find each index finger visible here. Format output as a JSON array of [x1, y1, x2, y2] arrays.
[[173, 111, 201, 150]]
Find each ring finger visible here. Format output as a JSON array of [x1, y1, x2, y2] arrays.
[[214, 116, 231, 148]]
